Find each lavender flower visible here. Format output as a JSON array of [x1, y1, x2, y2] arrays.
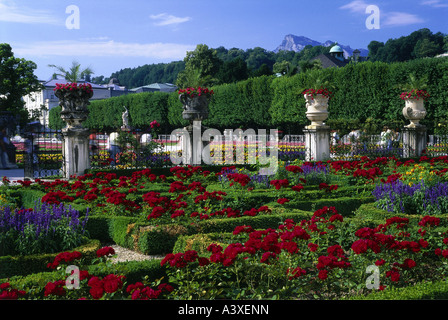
[[373, 180, 448, 215], [0, 203, 89, 255]]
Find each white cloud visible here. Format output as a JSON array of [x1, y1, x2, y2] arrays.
[[421, 0, 448, 7], [149, 13, 191, 26], [340, 1, 425, 27], [0, 0, 59, 24], [383, 12, 425, 26], [12, 39, 195, 60], [339, 0, 369, 13]]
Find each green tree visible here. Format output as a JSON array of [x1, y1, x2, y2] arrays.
[[252, 63, 273, 77], [176, 44, 223, 88], [367, 28, 446, 62], [216, 57, 249, 83], [367, 41, 385, 61], [413, 38, 442, 58], [0, 43, 43, 124], [298, 59, 322, 73], [48, 60, 94, 83], [245, 47, 275, 73], [48, 106, 66, 130], [273, 60, 292, 75]]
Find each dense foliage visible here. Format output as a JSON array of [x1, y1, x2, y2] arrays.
[[368, 28, 447, 63], [92, 44, 333, 89], [0, 43, 43, 125], [61, 56, 448, 135]]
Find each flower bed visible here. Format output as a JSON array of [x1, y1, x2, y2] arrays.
[[1, 154, 448, 300]]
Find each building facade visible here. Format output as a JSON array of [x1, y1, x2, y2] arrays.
[[23, 77, 177, 127]]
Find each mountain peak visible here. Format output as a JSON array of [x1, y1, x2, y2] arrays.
[[274, 34, 368, 57]]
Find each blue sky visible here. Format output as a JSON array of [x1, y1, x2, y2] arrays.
[[1, 0, 447, 80]]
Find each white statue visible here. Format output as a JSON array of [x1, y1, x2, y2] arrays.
[[122, 106, 129, 127]]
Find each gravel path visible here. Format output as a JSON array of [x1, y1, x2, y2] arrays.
[[108, 244, 165, 264]]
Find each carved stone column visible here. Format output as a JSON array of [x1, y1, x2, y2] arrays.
[[402, 126, 427, 158], [179, 91, 211, 165], [303, 93, 331, 162], [61, 127, 90, 178], [303, 126, 331, 162], [55, 83, 93, 178]]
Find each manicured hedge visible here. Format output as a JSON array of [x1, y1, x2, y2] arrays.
[[85, 216, 136, 245], [85, 164, 248, 178], [88, 259, 166, 285], [350, 280, 448, 300], [0, 239, 101, 279], [133, 209, 313, 255], [0, 259, 166, 297], [51, 56, 448, 134], [280, 196, 375, 217], [6, 188, 46, 209], [172, 232, 236, 256]]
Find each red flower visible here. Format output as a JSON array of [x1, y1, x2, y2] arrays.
[[318, 269, 328, 280], [287, 267, 306, 280], [400, 258, 416, 270], [44, 280, 66, 297], [47, 251, 82, 269], [270, 179, 289, 190], [375, 259, 386, 266], [277, 198, 290, 205], [260, 252, 277, 264], [418, 216, 440, 227], [183, 250, 198, 263], [96, 246, 115, 258], [227, 173, 251, 187], [386, 269, 400, 282], [150, 120, 160, 129], [198, 257, 210, 266], [285, 165, 303, 173]]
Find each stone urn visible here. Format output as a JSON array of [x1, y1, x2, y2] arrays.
[[179, 94, 210, 121], [54, 83, 93, 128], [402, 97, 426, 128], [54, 83, 93, 178], [304, 93, 329, 128]]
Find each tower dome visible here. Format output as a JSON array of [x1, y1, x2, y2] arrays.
[[329, 44, 344, 61], [330, 45, 343, 53]]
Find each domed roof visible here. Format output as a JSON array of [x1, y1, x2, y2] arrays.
[[329, 44, 343, 53]]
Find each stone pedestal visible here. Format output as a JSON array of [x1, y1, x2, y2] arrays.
[[62, 127, 90, 178], [402, 126, 427, 158], [183, 121, 204, 165], [303, 126, 331, 162]]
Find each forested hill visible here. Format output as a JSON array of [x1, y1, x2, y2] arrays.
[[92, 28, 447, 89], [92, 45, 334, 88], [92, 60, 186, 88]]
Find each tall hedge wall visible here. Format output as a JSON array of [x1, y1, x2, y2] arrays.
[[49, 57, 448, 134], [84, 91, 171, 132]]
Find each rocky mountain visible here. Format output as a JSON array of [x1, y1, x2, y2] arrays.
[[274, 34, 368, 58]]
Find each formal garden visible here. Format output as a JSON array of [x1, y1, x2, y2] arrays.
[[2, 154, 448, 300], [1, 55, 448, 301]]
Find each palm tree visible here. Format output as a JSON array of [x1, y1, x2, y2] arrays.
[[48, 60, 94, 83]]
